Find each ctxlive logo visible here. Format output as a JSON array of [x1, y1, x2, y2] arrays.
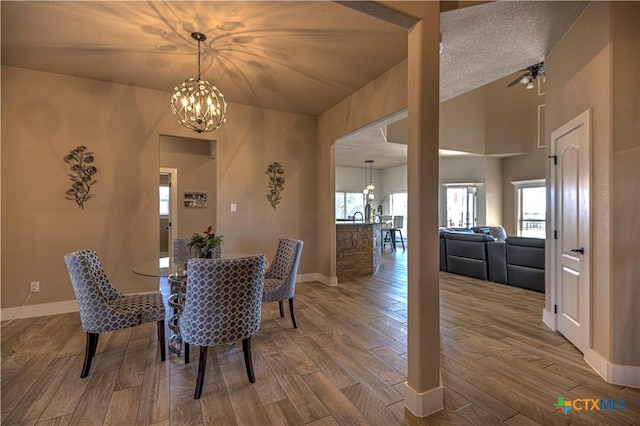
[[554, 396, 627, 414]]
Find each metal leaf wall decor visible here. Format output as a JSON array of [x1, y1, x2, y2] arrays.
[[266, 162, 285, 209], [64, 145, 98, 209]]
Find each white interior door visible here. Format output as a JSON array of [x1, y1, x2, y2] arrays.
[[552, 110, 591, 353]]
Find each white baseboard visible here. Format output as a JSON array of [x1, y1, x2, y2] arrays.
[[542, 308, 556, 330], [297, 273, 338, 287], [404, 380, 444, 417], [1, 274, 336, 321], [585, 348, 640, 388], [1, 299, 78, 321]]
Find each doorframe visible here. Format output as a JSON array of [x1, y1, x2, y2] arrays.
[[160, 167, 178, 259], [545, 109, 591, 352]]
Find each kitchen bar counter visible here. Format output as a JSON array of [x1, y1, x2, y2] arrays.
[[336, 222, 381, 280]]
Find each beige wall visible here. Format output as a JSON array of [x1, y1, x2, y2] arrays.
[[485, 73, 542, 156], [439, 72, 545, 234], [215, 103, 317, 265], [160, 135, 218, 240], [439, 70, 543, 157], [484, 156, 503, 227], [1, 66, 318, 309], [610, 2, 640, 367], [501, 148, 547, 235], [546, 1, 612, 361], [546, 2, 640, 367], [317, 60, 408, 278], [439, 155, 503, 227], [439, 86, 486, 154]]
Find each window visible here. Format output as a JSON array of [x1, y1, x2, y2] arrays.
[[335, 192, 365, 219], [443, 185, 477, 228], [159, 185, 170, 216], [513, 180, 546, 238], [389, 192, 408, 235]]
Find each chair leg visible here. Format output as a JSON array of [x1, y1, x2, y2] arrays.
[[288, 298, 298, 329], [157, 320, 166, 361], [242, 337, 255, 383], [184, 343, 190, 364], [90, 332, 100, 357], [278, 300, 284, 318], [398, 230, 405, 251], [194, 346, 208, 399], [81, 332, 99, 378]]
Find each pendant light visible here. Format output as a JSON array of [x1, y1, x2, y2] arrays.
[[363, 160, 375, 201], [170, 32, 227, 133]]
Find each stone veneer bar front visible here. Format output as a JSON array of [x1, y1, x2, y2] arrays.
[[336, 222, 382, 281]]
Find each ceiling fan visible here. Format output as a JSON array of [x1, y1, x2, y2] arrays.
[[507, 62, 545, 89]]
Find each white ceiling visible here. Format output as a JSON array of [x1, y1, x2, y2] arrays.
[[1, 1, 588, 169]]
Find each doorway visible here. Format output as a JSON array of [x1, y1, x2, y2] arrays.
[[160, 168, 178, 259]]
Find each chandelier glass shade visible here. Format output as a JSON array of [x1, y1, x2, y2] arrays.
[[171, 32, 227, 133], [363, 160, 375, 201]]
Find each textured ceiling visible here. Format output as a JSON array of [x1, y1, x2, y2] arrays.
[[336, 0, 589, 169], [1, 1, 588, 169]]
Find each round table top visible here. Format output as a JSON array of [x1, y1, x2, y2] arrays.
[[133, 253, 257, 277]]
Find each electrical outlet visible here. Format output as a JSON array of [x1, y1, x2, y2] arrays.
[[30, 281, 40, 292]]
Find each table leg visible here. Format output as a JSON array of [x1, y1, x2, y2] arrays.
[[168, 274, 186, 356]]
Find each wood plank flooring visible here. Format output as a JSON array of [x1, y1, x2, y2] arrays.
[[2, 250, 639, 425]]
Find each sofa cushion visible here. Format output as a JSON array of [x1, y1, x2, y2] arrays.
[[506, 236, 545, 248], [445, 232, 495, 256], [487, 241, 507, 283], [507, 265, 545, 292], [506, 237, 545, 269], [446, 257, 489, 280]]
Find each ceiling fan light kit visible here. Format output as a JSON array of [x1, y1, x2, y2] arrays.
[[170, 32, 227, 133], [507, 62, 545, 90]]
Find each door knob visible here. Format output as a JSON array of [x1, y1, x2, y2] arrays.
[[569, 247, 584, 254]]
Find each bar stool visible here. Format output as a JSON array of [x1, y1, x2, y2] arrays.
[[392, 215, 406, 251], [380, 215, 395, 252]]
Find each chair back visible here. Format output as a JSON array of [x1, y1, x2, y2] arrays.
[[173, 238, 195, 264], [264, 238, 303, 300], [180, 254, 267, 347], [73, 249, 123, 300], [393, 215, 404, 229], [64, 250, 127, 333], [381, 215, 393, 228], [266, 239, 303, 280]]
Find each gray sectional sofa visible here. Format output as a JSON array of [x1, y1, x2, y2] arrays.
[[439, 227, 545, 292], [487, 237, 545, 292]]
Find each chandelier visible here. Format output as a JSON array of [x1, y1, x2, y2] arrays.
[[170, 32, 227, 133], [363, 160, 375, 201]]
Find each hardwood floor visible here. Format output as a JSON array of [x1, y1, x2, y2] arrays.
[[2, 251, 639, 425]]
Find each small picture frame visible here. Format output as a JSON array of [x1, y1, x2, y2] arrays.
[[537, 76, 546, 96], [184, 191, 207, 208]]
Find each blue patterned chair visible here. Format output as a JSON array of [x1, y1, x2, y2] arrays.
[[180, 254, 266, 399], [64, 249, 166, 378], [173, 238, 194, 264], [263, 238, 304, 328]]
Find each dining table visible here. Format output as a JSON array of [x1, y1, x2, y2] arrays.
[[133, 253, 257, 356], [133, 252, 256, 277]]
